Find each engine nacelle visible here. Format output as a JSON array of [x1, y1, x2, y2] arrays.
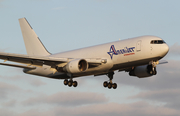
[[129, 65, 157, 78], [63, 59, 88, 74]]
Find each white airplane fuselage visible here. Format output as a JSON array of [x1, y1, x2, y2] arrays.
[[0, 18, 169, 89], [23, 35, 169, 79]]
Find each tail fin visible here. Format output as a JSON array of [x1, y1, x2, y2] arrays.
[[19, 18, 51, 56]]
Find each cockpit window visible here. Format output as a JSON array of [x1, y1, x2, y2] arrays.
[[154, 40, 158, 44], [151, 40, 166, 44]]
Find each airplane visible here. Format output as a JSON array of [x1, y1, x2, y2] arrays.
[[0, 18, 169, 89]]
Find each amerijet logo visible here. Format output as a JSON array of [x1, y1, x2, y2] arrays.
[[107, 45, 135, 59]]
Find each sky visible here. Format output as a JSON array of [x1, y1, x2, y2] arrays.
[[0, 0, 180, 116]]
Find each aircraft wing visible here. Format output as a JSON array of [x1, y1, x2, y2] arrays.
[[0, 62, 36, 69], [0, 52, 104, 68]]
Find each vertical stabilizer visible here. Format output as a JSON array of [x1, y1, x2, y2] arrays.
[[19, 18, 51, 56]]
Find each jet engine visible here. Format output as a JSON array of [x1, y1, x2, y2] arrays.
[[129, 65, 157, 78], [63, 59, 88, 74]]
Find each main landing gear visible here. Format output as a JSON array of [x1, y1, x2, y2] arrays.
[[63, 79, 78, 87], [63, 72, 117, 89], [103, 72, 117, 89]]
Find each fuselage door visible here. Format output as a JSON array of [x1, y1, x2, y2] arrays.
[[136, 40, 142, 52]]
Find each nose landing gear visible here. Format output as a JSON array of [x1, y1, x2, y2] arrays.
[[149, 61, 158, 75], [103, 72, 117, 89]]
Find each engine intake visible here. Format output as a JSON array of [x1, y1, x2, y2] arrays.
[[129, 65, 157, 78], [63, 59, 88, 74]]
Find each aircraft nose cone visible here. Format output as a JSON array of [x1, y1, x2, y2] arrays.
[[162, 44, 169, 56]]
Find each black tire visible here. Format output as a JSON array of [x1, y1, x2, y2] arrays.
[[64, 79, 68, 85], [108, 83, 112, 89], [73, 81, 78, 87], [154, 70, 157, 75], [153, 68, 157, 75], [150, 71, 153, 75], [103, 81, 108, 87], [68, 81, 73, 87], [112, 83, 117, 89]]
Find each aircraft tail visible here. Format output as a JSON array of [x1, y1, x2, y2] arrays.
[[19, 18, 51, 56]]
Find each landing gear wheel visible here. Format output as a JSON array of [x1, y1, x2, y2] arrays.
[[68, 80, 73, 87], [150, 69, 157, 75], [112, 83, 117, 89], [73, 81, 78, 87], [108, 83, 112, 89], [64, 79, 78, 87], [153, 67, 157, 75], [154, 70, 157, 75], [103, 81, 108, 87], [103, 72, 118, 89], [64, 79, 68, 85], [150, 71, 153, 75]]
